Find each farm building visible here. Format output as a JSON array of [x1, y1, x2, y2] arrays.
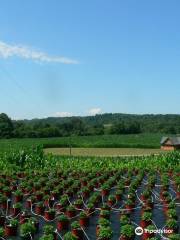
[[160, 136, 180, 150]]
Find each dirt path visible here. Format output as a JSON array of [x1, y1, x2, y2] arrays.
[[44, 147, 164, 156]]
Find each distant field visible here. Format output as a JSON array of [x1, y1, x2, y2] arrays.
[[44, 147, 164, 156], [0, 133, 162, 153]]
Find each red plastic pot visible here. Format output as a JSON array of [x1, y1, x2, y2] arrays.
[[44, 211, 55, 220], [35, 205, 44, 215], [5, 225, 17, 236], [75, 203, 83, 209], [1, 201, 8, 210], [66, 210, 76, 218], [140, 195, 147, 201], [57, 220, 69, 231], [101, 189, 109, 196], [36, 194, 43, 201], [177, 192, 180, 199], [125, 204, 134, 211], [26, 200, 32, 208], [56, 203, 65, 212], [14, 195, 23, 203], [82, 191, 89, 198], [4, 191, 11, 198], [108, 200, 115, 207], [79, 216, 89, 227], [11, 185, 17, 191], [116, 194, 121, 201], [140, 220, 151, 228], [72, 228, 83, 239], [142, 232, 154, 239]]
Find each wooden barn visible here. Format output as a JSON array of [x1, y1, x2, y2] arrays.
[[160, 136, 180, 150]]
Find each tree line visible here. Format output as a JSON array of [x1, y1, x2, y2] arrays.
[[0, 112, 180, 138]]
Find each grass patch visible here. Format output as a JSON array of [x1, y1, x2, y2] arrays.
[[0, 133, 162, 153]]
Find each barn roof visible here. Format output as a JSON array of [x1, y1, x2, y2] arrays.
[[160, 136, 180, 146]]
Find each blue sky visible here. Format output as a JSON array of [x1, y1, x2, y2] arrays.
[[0, 0, 180, 119]]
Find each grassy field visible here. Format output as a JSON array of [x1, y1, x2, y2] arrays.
[[0, 133, 162, 153], [44, 147, 164, 156]]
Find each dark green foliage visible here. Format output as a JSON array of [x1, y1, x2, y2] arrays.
[[0, 113, 14, 138], [1, 113, 180, 140]]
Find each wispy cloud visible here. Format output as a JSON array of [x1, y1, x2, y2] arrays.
[[0, 40, 79, 64], [88, 108, 102, 116], [54, 112, 73, 117]]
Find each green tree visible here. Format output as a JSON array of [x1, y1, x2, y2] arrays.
[[0, 113, 14, 138]]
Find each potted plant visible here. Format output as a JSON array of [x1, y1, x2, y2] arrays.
[[26, 196, 36, 209], [36, 190, 43, 201], [20, 221, 36, 240], [28, 217, 39, 233], [43, 225, 56, 238], [115, 189, 122, 201], [120, 224, 135, 240], [35, 201, 45, 215], [143, 224, 156, 239], [66, 205, 76, 218], [165, 219, 178, 233], [167, 209, 177, 220], [141, 212, 152, 228], [98, 225, 113, 240], [141, 189, 151, 201], [44, 208, 56, 221], [125, 199, 134, 211], [74, 199, 83, 209], [57, 214, 69, 231], [81, 186, 90, 198], [3, 186, 11, 198], [5, 219, 18, 237], [96, 219, 111, 236], [120, 215, 130, 226], [86, 203, 95, 214], [71, 221, 83, 239], [100, 210, 110, 220], [108, 194, 116, 206], [79, 211, 89, 227], [14, 189, 23, 202], [101, 184, 110, 196]]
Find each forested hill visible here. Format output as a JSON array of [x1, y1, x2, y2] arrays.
[[23, 113, 180, 132], [1, 113, 180, 138]]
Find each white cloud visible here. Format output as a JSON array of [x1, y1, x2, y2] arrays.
[[0, 40, 79, 64], [54, 112, 73, 117], [88, 108, 102, 116]]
